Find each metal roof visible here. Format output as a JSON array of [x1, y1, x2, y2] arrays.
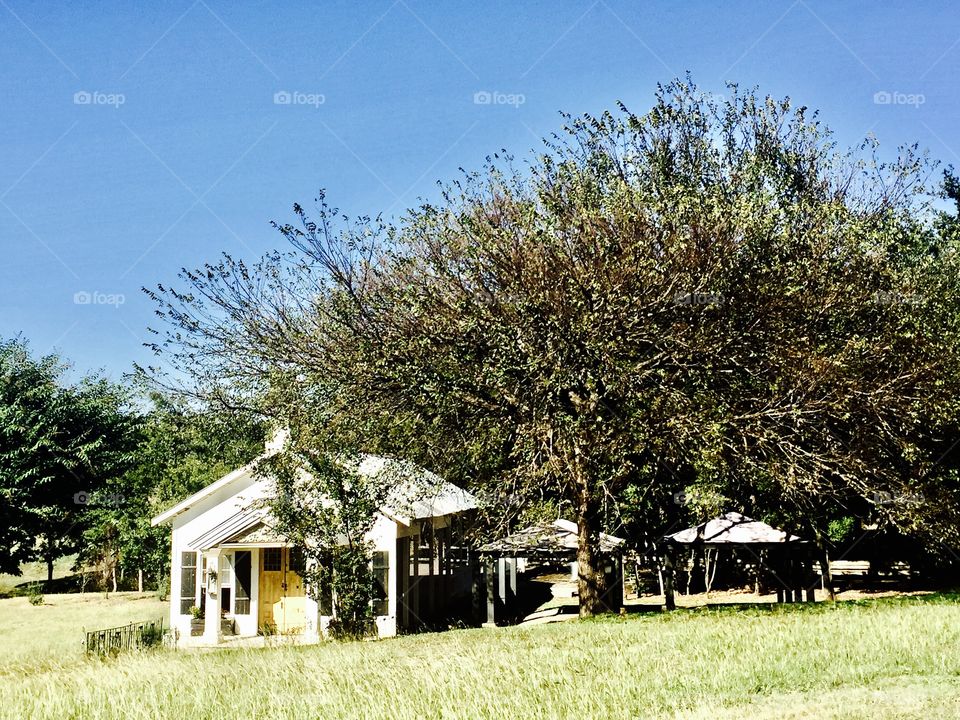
[[480, 519, 625, 557], [665, 512, 803, 545], [189, 507, 268, 550], [153, 451, 477, 532]]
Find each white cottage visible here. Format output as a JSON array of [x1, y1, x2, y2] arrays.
[[151, 445, 477, 645]]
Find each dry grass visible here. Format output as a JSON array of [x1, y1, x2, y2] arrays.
[[2, 593, 960, 719], [0, 592, 166, 675]]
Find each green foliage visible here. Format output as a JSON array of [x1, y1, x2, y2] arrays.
[[155, 575, 169, 601], [80, 392, 264, 590], [324, 546, 375, 640], [262, 441, 384, 638], [0, 337, 137, 577], [827, 516, 857, 544], [26, 584, 43, 606], [138, 623, 163, 649]]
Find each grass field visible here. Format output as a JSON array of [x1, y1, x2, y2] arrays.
[[3, 593, 960, 719], [0, 556, 77, 596]]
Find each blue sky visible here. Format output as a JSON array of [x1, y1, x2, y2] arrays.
[[1, 0, 958, 382]]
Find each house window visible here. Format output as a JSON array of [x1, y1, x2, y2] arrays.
[[179, 551, 198, 615], [220, 553, 233, 615], [234, 551, 251, 615], [220, 556, 232, 587], [372, 550, 389, 616], [263, 547, 281, 571]]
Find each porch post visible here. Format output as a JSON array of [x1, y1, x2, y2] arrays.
[[202, 549, 222, 644]]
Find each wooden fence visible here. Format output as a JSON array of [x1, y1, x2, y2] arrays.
[[84, 618, 165, 656]]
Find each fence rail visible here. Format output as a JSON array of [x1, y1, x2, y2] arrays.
[[84, 618, 164, 656]]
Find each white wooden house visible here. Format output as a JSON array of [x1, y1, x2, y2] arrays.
[[151, 442, 477, 645]]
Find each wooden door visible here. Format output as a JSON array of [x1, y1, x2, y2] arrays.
[[258, 547, 306, 633]]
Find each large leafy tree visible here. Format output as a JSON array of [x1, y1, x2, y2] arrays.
[[148, 79, 960, 615], [0, 338, 136, 580]]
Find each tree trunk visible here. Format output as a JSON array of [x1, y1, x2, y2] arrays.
[[663, 546, 676, 610], [575, 489, 609, 617], [811, 525, 835, 601], [111, 565, 118, 594], [46, 556, 54, 584], [817, 544, 834, 601], [138, 568, 144, 593]]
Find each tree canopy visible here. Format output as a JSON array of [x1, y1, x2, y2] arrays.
[[147, 79, 960, 615], [0, 338, 136, 579]]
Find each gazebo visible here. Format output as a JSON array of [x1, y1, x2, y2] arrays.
[[662, 512, 815, 609], [477, 519, 625, 625]]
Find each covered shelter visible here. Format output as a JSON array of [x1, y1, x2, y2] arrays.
[[662, 511, 815, 609], [477, 519, 625, 625]]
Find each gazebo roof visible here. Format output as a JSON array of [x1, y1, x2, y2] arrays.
[[480, 519, 625, 558], [665, 511, 804, 545]]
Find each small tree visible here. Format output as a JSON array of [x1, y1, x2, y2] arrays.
[[261, 440, 384, 638]]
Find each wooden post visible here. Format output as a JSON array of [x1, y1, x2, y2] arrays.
[[663, 546, 676, 611], [482, 557, 497, 627], [412, 530, 420, 625], [470, 551, 482, 626]]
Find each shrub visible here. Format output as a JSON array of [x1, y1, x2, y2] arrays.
[[156, 576, 170, 601], [27, 584, 43, 606]]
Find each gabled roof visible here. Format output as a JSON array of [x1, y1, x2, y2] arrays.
[[665, 511, 803, 545], [367, 455, 477, 525], [480, 519, 625, 557], [151, 452, 476, 528]]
